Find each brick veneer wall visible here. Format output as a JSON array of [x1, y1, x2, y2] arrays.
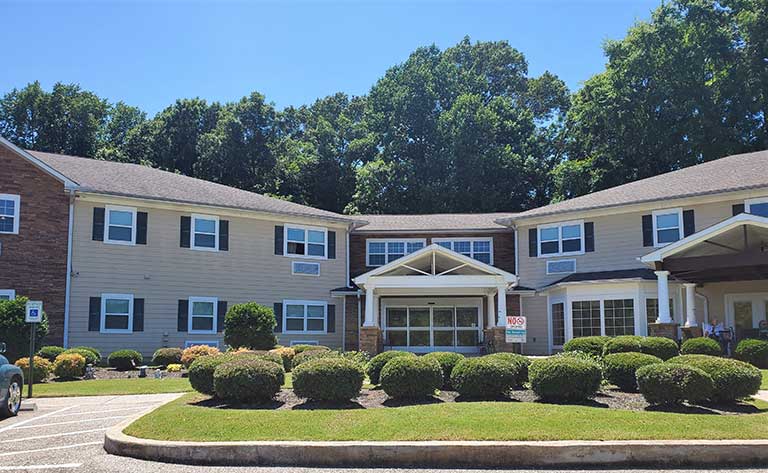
[[0, 145, 69, 345]]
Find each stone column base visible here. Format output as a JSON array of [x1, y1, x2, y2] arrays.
[[681, 325, 702, 341], [359, 326, 383, 355], [648, 322, 679, 340], [484, 326, 521, 354]]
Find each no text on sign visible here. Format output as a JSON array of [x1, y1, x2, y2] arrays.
[[25, 301, 43, 323], [505, 315, 526, 343]]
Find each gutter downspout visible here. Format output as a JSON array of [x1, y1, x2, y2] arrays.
[[346, 224, 352, 288], [695, 289, 709, 324], [63, 191, 75, 348]]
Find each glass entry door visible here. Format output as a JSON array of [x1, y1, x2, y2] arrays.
[[727, 293, 768, 340], [384, 303, 481, 353]]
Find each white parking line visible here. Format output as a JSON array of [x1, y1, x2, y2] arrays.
[[0, 464, 82, 471], [12, 414, 132, 429], [0, 441, 102, 457], [0, 406, 75, 434], [5, 427, 109, 442], [47, 406, 148, 418]]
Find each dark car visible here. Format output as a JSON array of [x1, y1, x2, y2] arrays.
[[0, 343, 23, 418]]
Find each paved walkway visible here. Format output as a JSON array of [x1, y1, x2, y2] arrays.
[[754, 390, 768, 402]]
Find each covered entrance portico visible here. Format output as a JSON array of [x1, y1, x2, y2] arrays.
[[353, 244, 518, 354]]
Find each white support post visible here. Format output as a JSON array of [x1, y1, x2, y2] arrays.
[[655, 270, 672, 323], [684, 283, 697, 327], [363, 287, 376, 327], [487, 292, 495, 328], [496, 284, 507, 327]]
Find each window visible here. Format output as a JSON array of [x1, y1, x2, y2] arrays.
[[188, 296, 218, 334], [551, 302, 565, 346], [433, 238, 493, 264], [538, 221, 584, 257], [366, 239, 425, 266], [646, 298, 674, 325], [283, 300, 327, 333], [384, 305, 481, 349], [184, 340, 219, 349], [192, 214, 219, 251], [546, 259, 576, 275], [101, 294, 133, 334], [746, 198, 768, 218], [652, 208, 682, 247], [105, 205, 136, 245], [292, 261, 320, 276], [0, 289, 15, 301], [285, 225, 326, 258], [571, 300, 601, 337], [604, 299, 635, 336], [289, 340, 318, 346], [0, 194, 20, 234]]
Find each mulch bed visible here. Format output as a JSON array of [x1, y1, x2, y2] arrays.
[[46, 366, 186, 382]]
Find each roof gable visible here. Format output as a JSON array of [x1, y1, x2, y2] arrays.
[[0, 138, 78, 189]]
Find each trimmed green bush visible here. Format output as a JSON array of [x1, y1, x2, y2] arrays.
[[290, 344, 330, 354], [366, 351, 416, 385], [63, 348, 99, 366], [602, 352, 662, 391], [269, 347, 296, 371], [189, 354, 234, 395], [636, 363, 714, 405], [680, 337, 722, 356], [107, 349, 143, 371], [53, 353, 85, 379], [213, 358, 284, 402], [423, 352, 465, 388], [562, 336, 610, 358], [293, 357, 365, 401], [223, 302, 278, 350], [0, 296, 49, 363], [450, 357, 517, 398], [37, 346, 66, 363], [15, 356, 51, 383], [151, 348, 183, 367], [341, 350, 371, 368], [485, 352, 531, 388], [181, 345, 220, 367], [380, 356, 442, 399], [292, 349, 339, 369], [70, 346, 102, 363], [529, 356, 602, 402], [734, 339, 768, 368], [602, 335, 642, 356], [667, 354, 762, 402], [639, 337, 679, 360]]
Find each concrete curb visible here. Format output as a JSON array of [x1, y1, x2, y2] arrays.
[[105, 421, 768, 468]]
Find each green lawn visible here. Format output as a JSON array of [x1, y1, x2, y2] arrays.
[[124, 393, 768, 442], [762, 370, 768, 390]]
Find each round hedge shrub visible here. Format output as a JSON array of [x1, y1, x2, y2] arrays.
[[108, 349, 143, 371], [562, 336, 610, 358], [292, 349, 339, 369], [291, 344, 330, 354], [423, 352, 465, 388], [269, 347, 296, 371], [341, 350, 371, 368], [667, 354, 762, 402], [256, 351, 284, 367], [71, 346, 102, 363], [189, 354, 234, 395], [37, 346, 65, 363], [639, 337, 679, 360], [213, 358, 284, 402], [602, 352, 662, 391], [485, 352, 531, 388], [365, 351, 416, 385], [380, 356, 442, 399], [602, 335, 643, 356], [529, 356, 602, 402], [293, 357, 365, 401], [734, 339, 768, 368], [680, 337, 722, 356], [53, 353, 86, 379], [223, 302, 278, 350], [15, 356, 51, 383], [152, 348, 183, 367], [63, 348, 99, 366], [181, 345, 221, 367], [450, 357, 517, 399], [636, 363, 714, 405]]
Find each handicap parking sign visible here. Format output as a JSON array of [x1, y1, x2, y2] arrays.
[[25, 301, 43, 323]]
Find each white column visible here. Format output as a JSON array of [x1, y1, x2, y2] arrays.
[[655, 270, 672, 323], [496, 284, 507, 327], [363, 287, 376, 327], [487, 292, 496, 328], [684, 283, 697, 327]]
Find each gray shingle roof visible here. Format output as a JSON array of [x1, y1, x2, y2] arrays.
[[29, 150, 357, 223], [545, 268, 657, 287], [352, 213, 513, 232], [513, 150, 768, 220]]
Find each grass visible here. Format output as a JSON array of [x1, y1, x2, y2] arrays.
[[124, 393, 768, 442], [762, 370, 768, 390]]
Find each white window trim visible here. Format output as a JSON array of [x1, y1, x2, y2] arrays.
[[289, 340, 319, 346], [537, 220, 585, 258], [100, 293, 134, 334], [191, 214, 220, 252], [652, 208, 683, 248], [745, 197, 768, 214], [104, 205, 137, 246], [546, 258, 576, 275], [184, 340, 220, 349], [366, 238, 427, 267], [284, 224, 328, 260], [282, 299, 328, 334], [292, 261, 321, 277], [432, 238, 494, 265], [188, 296, 218, 334], [0, 193, 20, 235], [0, 289, 16, 300]]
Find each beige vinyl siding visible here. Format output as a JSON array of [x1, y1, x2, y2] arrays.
[[697, 280, 768, 323], [520, 295, 549, 355], [68, 201, 348, 358]]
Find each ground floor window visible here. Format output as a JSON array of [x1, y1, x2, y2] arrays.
[[188, 296, 218, 334], [604, 299, 635, 336], [551, 302, 565, 346], [101, 293, 134, 333], [384, 305, 480, 351], [0, 289, 15, 301], [571, 300, 601, 337], [284, 300, 327, 333], [570, 297, 638, 339], [645, 298, 674, 326]]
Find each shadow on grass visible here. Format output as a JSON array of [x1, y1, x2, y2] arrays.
[[191, 397, 286, 410], [646, 401, 764, 415], [533, 397, 610, 409], [454, 394, 518, 403], [382, 396, 445, 408], [292, 399, 365, 410]]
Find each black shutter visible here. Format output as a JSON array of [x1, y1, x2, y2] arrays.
[[133, 298, 144, 332], [274, 226, 284, 255], [642, 215, 654, 247], [177, 300, 188, 332], [136, 212, 148, 245], [219, 220, 229, 251], [584, 222, 595, 252], [733, 203, 745, 216], [273, 303, 283, 333], [683, 209, 695, 237], [528, 228, 538, 257], [217, 301, 227, 332], [328, 231, 336, 259], [180, 216, 191, 248], [88, 297, 101, 331], [92, 208, 105, 241], [327, 304, 336, 333]]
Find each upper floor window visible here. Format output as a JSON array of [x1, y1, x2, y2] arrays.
[[538, 221, 584, 257], [652, 208, 682, 247], [285, 225, 326, 258], [101, 293, 134, 334], [105, 205, 136, 245], [366, 239, 425, 266], [434, 238, 493, 264], [745, 198, 768, 218], [0, 289, 15, 301], [0, 194, 20, 234], [283, 300, 327, 333], [192, 214, 219, 251], [188, 296, 218, 334]]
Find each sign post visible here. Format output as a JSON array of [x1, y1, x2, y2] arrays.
[[505, 315, 527, 344], [25, 301, 43, 398]]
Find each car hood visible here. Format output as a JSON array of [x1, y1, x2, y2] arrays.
[[0, 355, 9, 366]]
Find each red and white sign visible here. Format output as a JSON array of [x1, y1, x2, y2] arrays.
[[505, 315, 526, 343]]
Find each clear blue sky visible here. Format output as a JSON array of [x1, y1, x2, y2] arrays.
[[2, 0, 661, 115]]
